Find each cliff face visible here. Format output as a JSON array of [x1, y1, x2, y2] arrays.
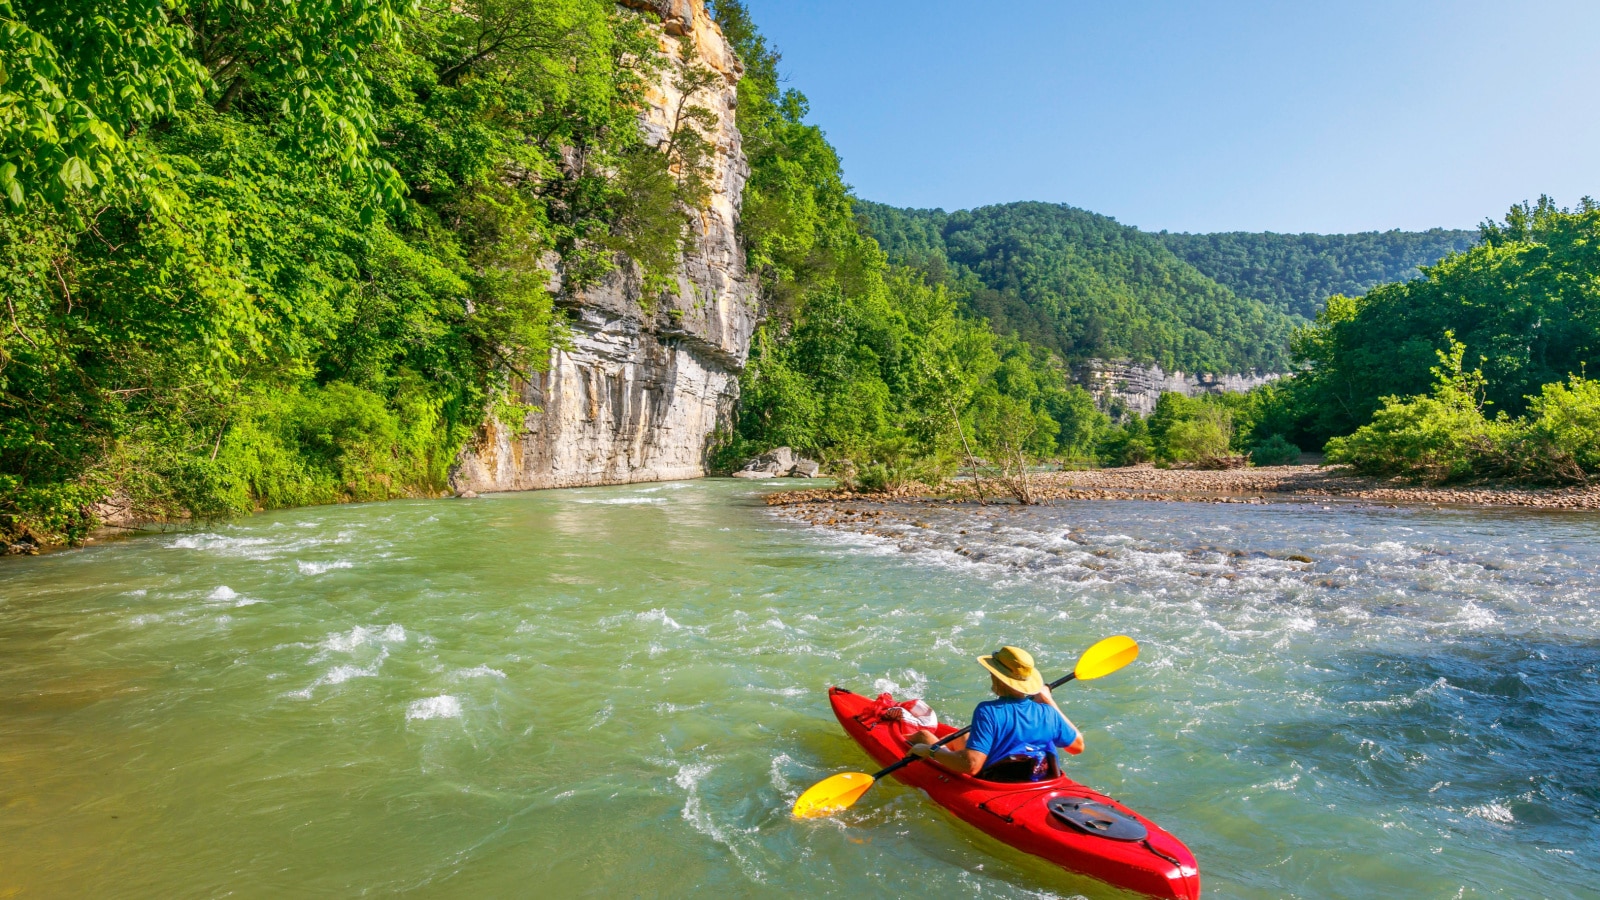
[[1073, 359, 1280, 417], [451, 0, 756, 492]]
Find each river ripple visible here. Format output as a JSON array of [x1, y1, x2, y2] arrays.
[[1, 481, 1596, 898]]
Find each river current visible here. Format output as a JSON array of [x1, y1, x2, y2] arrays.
[[1, 480, 1596, 898]]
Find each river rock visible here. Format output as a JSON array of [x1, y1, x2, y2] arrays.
[[732, 446, 795, 478], [790, 458, 820, 478]]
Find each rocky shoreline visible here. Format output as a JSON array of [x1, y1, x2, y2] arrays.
[[764, 464, 1600, 512]]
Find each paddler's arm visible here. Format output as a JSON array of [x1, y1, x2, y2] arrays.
[[1034, 684, 1085, 755], [908, 741, 987, 776]]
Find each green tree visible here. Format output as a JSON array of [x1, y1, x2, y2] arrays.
[[858, 201, 1298, 373], [1159, 228, 1475, 319], [1, 0, 692, 548], [1288, 198, 1600, 445]]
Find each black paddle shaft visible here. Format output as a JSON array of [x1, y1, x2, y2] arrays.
[[872, 671, 1078, 780]]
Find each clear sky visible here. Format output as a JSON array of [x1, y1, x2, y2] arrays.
[[739, 1, 1600, 234]]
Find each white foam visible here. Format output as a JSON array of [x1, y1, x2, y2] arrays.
[[1465, 801, 1514, 824], [1456, 601, 1498, 629], [323, 664, 374, 685], [746, 685, 806, 698], [673, 762, 764, 881], [453, 665, 507, 680], [872, 668, 929, 700], [574, 497, 664, 505], [171, 534, 273, 552], [406, 695, 462, 720], [768, 753, 794, 792], [637, 609, 683, 630], [320, 624, 407, 654], [208, 586, 238, 601], [167, 533, 315, 561], [285, 650, 389, 699], [297, 560, 353, 575]]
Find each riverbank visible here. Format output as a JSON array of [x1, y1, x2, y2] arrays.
[[765, 463, 1600, 511]]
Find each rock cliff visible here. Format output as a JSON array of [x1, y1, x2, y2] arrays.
[[451, 0, 756, 492], [1073, 359, 1280, 417]]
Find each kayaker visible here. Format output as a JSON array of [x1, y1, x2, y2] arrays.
[[905, 645, 1083, 781]]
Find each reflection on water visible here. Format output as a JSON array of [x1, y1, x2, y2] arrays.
[[1, 483, 1596, 898]]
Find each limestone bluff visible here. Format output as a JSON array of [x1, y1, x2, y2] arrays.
[[451, 0, 758, 492], [448, 0, 1282, 494]]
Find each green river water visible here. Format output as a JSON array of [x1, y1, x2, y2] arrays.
[[2, 479, 1597, 898]]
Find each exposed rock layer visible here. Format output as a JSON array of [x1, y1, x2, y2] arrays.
[[1073, 358, 1280, 417], [452, 0, 755, 492]]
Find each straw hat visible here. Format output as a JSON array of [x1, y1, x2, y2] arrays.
[[977, 645, 1044, 695]]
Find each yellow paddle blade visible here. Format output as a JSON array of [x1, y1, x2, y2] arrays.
[[1074, 634, 1139, 681], [792, 771, 875, 818]]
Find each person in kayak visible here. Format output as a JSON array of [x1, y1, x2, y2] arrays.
[[905, 645, 1083, 781]]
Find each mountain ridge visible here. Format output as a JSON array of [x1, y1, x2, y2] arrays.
[[858, 200, 1477, 373]]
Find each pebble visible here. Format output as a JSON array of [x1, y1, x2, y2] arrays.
[[764, 465, 1600, 512]]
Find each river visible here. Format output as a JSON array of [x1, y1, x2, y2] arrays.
[[1, 480, 1596, 898]]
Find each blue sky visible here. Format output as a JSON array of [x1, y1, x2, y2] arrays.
[[739, 1, 1600, 234]]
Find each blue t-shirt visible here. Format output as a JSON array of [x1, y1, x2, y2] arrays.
[[965, 697, 1078, 766]]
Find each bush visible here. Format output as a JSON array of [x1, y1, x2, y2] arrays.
[[1526, 375, 1600, 473], [841, 434, 946, 493], [1249, 434, 1301, 467], [0, 476, 105, 550], [1324, 393, 1489, 482], [1097, 419, 1152, 467], [1163, 406, 1234, 465], [1323, 338, 1493, 483]]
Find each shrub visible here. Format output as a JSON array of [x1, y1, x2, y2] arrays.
[[1323, 338, 1492, 483], [1525, 375, 1600, 473], [1249, 434, 1301, 467], [0, 476, 105, 550], [1163, 406, 1234, 464], [1324, 393, 1488, 482], [842, 434, 944, 493], [1097, 417, 1152, 467]]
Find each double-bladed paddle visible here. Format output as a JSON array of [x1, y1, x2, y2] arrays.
[[792, 634, 1140, 819]]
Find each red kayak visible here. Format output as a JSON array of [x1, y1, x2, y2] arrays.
[[830, 687, 1201, 899]]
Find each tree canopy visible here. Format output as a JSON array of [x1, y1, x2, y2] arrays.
[[1, 0, 692, 547], [858, 201, 1297, 373], [1159, 228, 1476, 319], [1286, 197, 1600, 444]]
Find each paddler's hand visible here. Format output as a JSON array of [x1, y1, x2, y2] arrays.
[[908, 743, 934, 759]]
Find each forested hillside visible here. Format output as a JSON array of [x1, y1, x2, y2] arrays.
[[1159, 229, 1477, 318], [858, 201, 1296, 372]]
